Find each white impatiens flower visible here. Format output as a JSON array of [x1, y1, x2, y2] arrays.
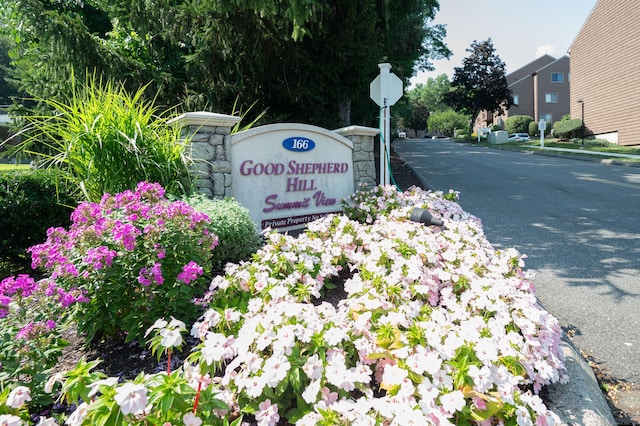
[[6, 386, 31, 409], [183, 412, 203, 426], [0, 414, 23, 426], [64, 402, 89, 426], [144, 318, 168, 337], [381, 364, 408, 388], [114, 382, 148, 415], [160, 327, 183, 348], [44, 373, 65, 394], [440, 390, 466, 415], [88, 377, 119, 398], [36, 417, 59, 426]]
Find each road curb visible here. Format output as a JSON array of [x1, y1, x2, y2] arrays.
[[544, 336, 617, 425]]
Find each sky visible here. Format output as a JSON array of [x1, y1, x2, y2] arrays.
[[409, 0, 599, 87]]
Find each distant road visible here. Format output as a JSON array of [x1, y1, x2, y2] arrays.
[[393, 138, 640, 384]]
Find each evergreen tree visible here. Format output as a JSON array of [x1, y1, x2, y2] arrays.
[[1, 0, 451, 128]]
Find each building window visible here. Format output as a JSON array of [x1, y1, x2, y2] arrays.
[[513, 94, 519, 106], [540, 113, 552, 122], [551, 72, 564, 82], [545, 93, 558, 103]]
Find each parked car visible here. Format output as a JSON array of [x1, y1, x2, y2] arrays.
[[508, 133, 531, 141], [398, 130, 407, 139]]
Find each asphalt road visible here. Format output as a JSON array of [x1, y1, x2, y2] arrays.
[[393, 138, 640, 385]]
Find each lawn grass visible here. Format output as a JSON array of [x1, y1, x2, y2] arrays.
[[468, 137, 640, 161], [0, 163, 30, 171]]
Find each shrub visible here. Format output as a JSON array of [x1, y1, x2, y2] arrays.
[[505, 115, 534, 134], [552, 118, 583, 140], [181, 194, 262, 270], [427, 109, 470, 137], [0, 169, 79, 268], [27, 182, 218, 343], [11, 74, 194, 202], [528, 120, 538, 136]]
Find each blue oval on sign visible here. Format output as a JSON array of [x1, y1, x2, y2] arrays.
[[282, 137, 316, 152]]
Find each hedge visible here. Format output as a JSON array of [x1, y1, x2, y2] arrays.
[[0, 169, 79, 264]]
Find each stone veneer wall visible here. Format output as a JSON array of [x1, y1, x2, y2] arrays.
[[169, 112, 379, 198]]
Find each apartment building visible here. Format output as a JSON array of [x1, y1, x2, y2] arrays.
[[569, 0, 640, 146], [477, 55, 570, 132]]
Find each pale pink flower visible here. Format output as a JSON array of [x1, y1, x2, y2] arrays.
[[381, 364, 408, 388], [0, 415, 22, 426], [255, 399, 279, 426], [114, 383, 148, 415], [302, 354, 323, 380], [6, 386, 31, 408], [36, 417, 59, 426], [440, 390, 465, 415], [182, 413, 203, 426], [65, 402, 89, 426]]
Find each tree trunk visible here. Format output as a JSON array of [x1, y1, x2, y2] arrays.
[[338, 99, 351, 127]]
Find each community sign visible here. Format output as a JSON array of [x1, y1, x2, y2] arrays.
[[231, 123, 354, 232]]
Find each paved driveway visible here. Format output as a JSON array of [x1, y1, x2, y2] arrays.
[[393, 138, 640, 385]]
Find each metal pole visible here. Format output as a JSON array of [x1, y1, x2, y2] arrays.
[[581, 101, 585, 147]]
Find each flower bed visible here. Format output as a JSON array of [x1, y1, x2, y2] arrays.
[[1, 185, 567, 425]]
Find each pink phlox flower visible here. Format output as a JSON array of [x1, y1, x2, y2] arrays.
[[57, 287, 89, 307], [255, 399, 279, 426], [112, 221, 141, 250], [83, 246, 117, 270], [177, 261, 203, 284], [136, 181, 165, 201], [1, 274, 37, 298], [137, 263, 164, 286]]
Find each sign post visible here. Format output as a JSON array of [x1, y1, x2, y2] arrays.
[[538, 120, 547, 148], [370, 63, 403, 186]]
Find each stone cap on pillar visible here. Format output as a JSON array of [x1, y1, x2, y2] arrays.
[[168, 111, 242, 128], [334, 125, 380, 137]]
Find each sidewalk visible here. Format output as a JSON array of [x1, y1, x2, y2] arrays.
[[504, 144, 640, 166]]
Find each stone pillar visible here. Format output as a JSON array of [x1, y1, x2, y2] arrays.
[[168, 112, 241, 198], [334, 125, 379, 189]]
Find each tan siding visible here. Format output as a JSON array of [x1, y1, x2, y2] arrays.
[[537, 57, 570, 124], [571, 0, 640, 146]]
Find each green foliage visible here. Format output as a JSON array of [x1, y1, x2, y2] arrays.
[[3, 0, 450, 129], [0, 35, 21, 104], [408, 73, 451, 113], [0, 168, 79, 266], [11, 74, 193, 202], [427, 109, 470, 137], [181, 194, 262, 271], [505, 115, 534, 134], [444, 39, 512, 131], [552, 118, 584, 140]]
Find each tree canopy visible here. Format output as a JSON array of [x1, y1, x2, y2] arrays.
[[1, 0, 451, 128], [443, 39, 511, 130]]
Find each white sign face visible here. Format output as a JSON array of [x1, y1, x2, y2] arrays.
[[231, 124, 354, 231], [369, 72, 403, 106], [538, 120, 547, 131]]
